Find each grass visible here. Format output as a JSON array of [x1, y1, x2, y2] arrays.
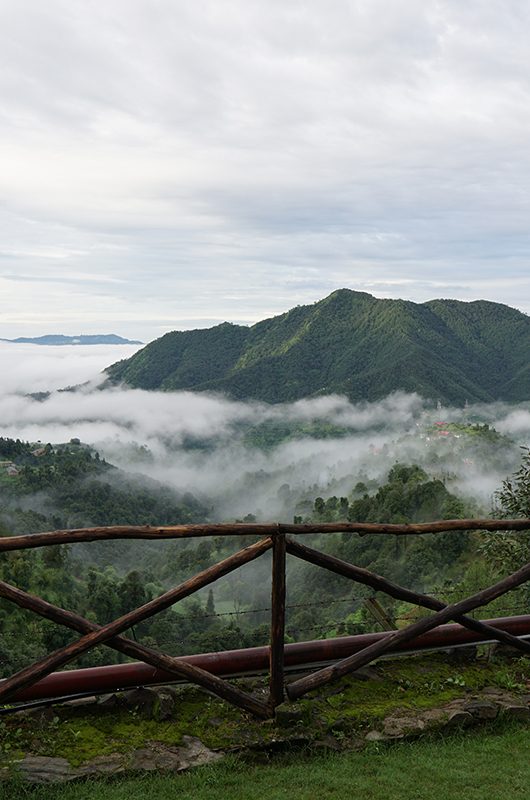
[[2, 724, 529, 800]]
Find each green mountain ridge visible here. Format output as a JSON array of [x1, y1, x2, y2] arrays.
[[1, 334, 143, 345], [104, 290, 530, 404]]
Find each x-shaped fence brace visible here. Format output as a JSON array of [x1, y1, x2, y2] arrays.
[[0, 519, 529, 718]]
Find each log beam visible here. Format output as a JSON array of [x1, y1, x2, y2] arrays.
[[269, 533, 286, 710], [0, 518, 529, 551]]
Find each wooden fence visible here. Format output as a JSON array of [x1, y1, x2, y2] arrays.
[[1, 519, 530, 718]]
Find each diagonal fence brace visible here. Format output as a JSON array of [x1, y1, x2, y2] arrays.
[[0, 579, 270, 718], [287, 552, 530, 699], [286, 538, 530, 655], [0, 537, 272, 715]]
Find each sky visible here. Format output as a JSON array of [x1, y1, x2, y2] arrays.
[[2, 0, 530, 342]]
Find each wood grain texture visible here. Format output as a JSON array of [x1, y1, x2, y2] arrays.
[[269, 534, 286, 710], [1, 518, 529, 551]]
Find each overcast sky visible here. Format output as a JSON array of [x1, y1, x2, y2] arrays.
[[2, 0, 530, 342]]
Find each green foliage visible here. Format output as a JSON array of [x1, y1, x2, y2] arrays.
[[0, 440, 207, 536], [460, 448, 530, 612], [310, 464, 466, 527], [0, 432, 527, 681], [281, 464, 477, 640], [105, 289, 530, 404], [495, 446, 530, 518]]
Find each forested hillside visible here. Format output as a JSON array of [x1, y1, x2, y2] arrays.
[[0, 438, 206, 538], [105, 290, 530, 404]]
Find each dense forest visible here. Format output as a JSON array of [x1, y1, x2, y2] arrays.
[[0, 437, 206, 537], [105, 289, 530, 404]]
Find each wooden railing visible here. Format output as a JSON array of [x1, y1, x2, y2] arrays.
[[1, 519, 530, 718]]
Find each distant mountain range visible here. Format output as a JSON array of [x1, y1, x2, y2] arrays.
[[104, 289, 530, 404], [1, 334, 143, 346]]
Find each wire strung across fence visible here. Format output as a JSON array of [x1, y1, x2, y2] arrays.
[[0, 519, 530, 718]]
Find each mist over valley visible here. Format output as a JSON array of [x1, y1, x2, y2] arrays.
[[1, 342, 529, 525]]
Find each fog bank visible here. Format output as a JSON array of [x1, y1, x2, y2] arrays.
[[0, 344, 528, 520]]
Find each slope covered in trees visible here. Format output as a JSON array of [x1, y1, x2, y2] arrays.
[[0, 438, 207, 541], [104, 290, 530, 404]]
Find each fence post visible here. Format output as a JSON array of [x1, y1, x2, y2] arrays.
[[269, 532, 286, 712]]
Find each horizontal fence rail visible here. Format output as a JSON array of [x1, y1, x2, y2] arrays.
[[0, 518, 529, 717], [2, 518, 530, 551]]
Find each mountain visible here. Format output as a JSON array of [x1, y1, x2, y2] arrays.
[[104, 289, 530, 404], [1, 334, 143, 345]]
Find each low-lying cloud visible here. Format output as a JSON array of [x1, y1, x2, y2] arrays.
[[0, 342, 143, 394], [0, 345, 528, 521]]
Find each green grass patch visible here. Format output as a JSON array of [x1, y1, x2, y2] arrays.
[[3, 724, 530, 800]]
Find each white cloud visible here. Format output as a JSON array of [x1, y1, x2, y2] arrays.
[[0, 342, 142, 393]]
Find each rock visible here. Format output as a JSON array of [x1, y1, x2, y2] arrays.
[[365, 730, 385, 741], [16, 755, 126, 784], [97, 693, 123, 709], [421, 708, 446, 726], [15, 707, 56, 724], [328, 717, 350, 733], [462, 700, 499, 720], [274, 703, 306, 727], [351, 667, 383, 683], [129, 737, 221, 772], [121, 687, 175, 720], [61, 696, 98, 708], [501, 705, 530, 722], [153, 689, 175, 721], [122, 687, 158, 716], [17, 756, 79, 784], [382, 716, 425, 738], [10, 739, 221, 783], [179, 735, 223, 769], [446, 646, 477, 663], [446, 710, 473, 727], [495, 644, 528, 659], [75, 754, 127, 778], [313, 734, 342, 751]]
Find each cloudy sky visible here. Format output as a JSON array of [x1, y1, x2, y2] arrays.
[[2, 0, 530, 342]]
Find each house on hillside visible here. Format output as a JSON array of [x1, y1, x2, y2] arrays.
[[0, 461, 19, 476]]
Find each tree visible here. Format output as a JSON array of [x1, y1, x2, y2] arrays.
[[206, 589, 216, 616], [480, 448, 530, 575], [495, 447, 530, 518]]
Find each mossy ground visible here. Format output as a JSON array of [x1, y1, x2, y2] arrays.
[[8, 724, 530, 800], [0, 652, 528, 770]]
